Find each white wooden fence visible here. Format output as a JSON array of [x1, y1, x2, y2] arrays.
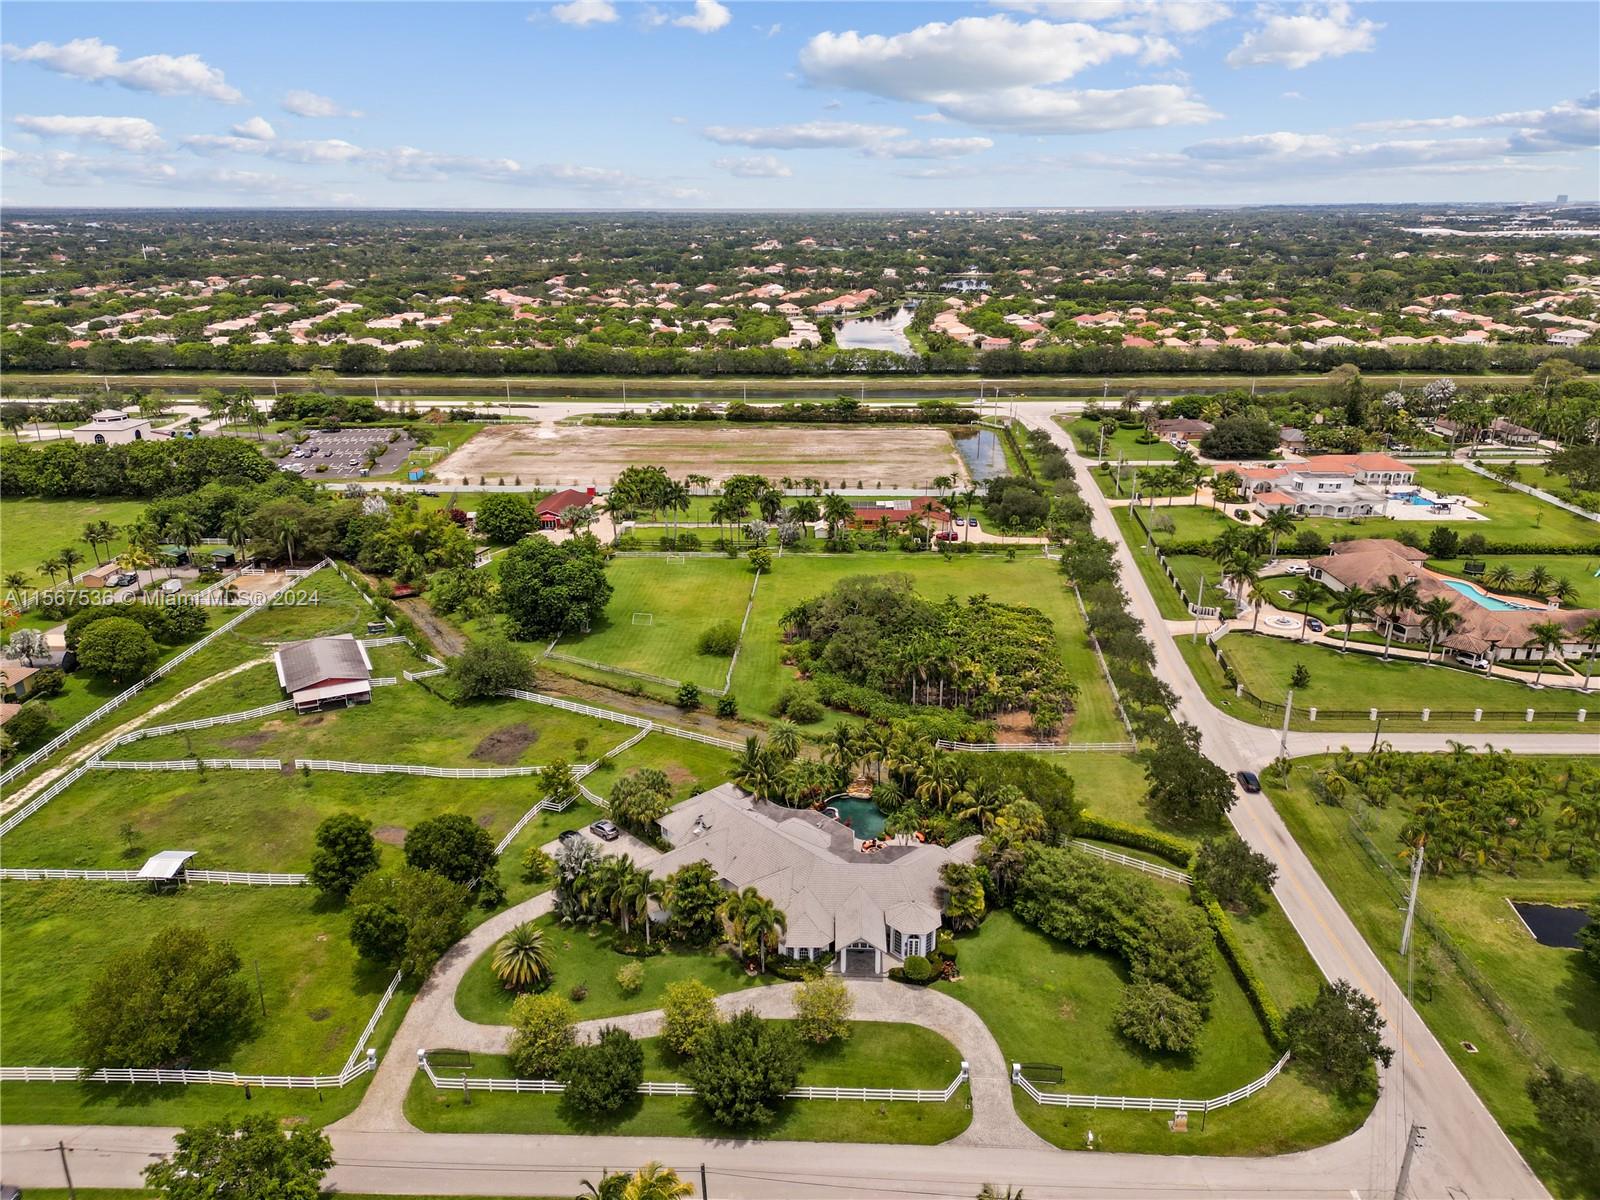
[[418, 1052, 967, 1103], [0, 866, 306, 885], [936, 739, 1137, 753], [1070, 839, 1192, 885], [183, 869, 308, 886], [404, 667, 447, 681], [0, 1051, 376, 1091], [359, 635, 410, 648], [108, 699, 295, 747], [1462, 458, 1600, 522], [0, 867, 142, 882], [1013, 1051, 1289, 1111], [501, 688, 743, 750], [0, 762, 93, 838], [294, 758, 543, 779], [344, 969, 405, 1075], [89, 757, 282, 772], [0, 561, 331, 789]]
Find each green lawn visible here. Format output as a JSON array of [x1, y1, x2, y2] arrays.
[[393, 422, 488, 482], [455, 915, 775, 1025], [1428, 556, 1600, 609], [0, 496, 152, 583], [1064, 419, 1179, 461], [0, 882, 402, 1075], [1408, 464, 1600, 549], [405, 1024, 971, 1144], [582, 733, 737, 804], [1186, 630, 1593, 731], [551, 556, 758, 690], [1264, 756, 1600, 1197], [1054, 752, 1158, 831]]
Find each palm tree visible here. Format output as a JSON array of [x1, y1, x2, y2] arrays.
[[1287, 575, 1324, 641], [1483, 562, 1517, 593], [1372, 575, 1421, 661], [1524, 620, 1568, 687], [221, 508, 251, 556], [823, 724, 859, 777], [491, 921, 552, 992], [725, 887, 786, 973], [1262, 509, 1296, 559], [821, 493, 853, 542], [959, 486, 980, 540], [1550, 577, 1579, 607], [57, 546, 84, 584], [1417, 596, 1463, 664], [1578, 616, 1600, 692], [163, 513, 203, 559], [1523, 564, 1554, 600], [914, 751, 964, 813], [0, 408, 26, 443], [82, 522, 107, 566], [769, 720, 801, 761], [263, 508, 303, 566], [1333, 584, 1375, 654], [4, 570, 28, 592], [734, 735, 765, 790], [608, 857, 654, 939], [37, 556, 64, 587]]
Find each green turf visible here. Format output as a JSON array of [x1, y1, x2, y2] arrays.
[[1186, 630, 1592, 730], [1404, 464, 1600, 549], [581, 733, 737, 804], [1263, 756, 1599, 1197], [0, 496, 152, 584], [1064, 419, 1179, 461], [1054, 752, 1163, 832], [405, 1025, 971, 1144], [455, 915, 776, 1025], [0, 882, 402, 1074], [551, 556, 758, 689], [1427, 556, 1600, 610]]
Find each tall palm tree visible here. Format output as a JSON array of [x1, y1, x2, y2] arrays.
[[1287, 575, 1325, 642], [959, 487, 980, 540], [57, 546, 84, 584], [1524, 620, 1568, 687], [619, 1161, 694, 1200], [164, 513, 203, 559], [1333, 584, 1376, 654], [264, 508, 303, 566], [1417, 596, 1463, 664], [491, 921, 552, 992], [81, 522, 106, 566], [733, 736, 765, 790], [725, 887, 786, 973], [4, 570, 28, 592], [913, 752, 963, 813], [823, 724, 859, 777], [1262, 509, 1296, 559], [1578, 616, 1600, 692], [821, 492, 853, 542], [221, 509, 251, 557], [1372, 575, 1422, 661], [768, 720, 801, 761], [37, 556, 64, 587]]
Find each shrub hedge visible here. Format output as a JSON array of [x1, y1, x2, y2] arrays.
[[1199, 892, 1288, 1049], [1075, 813, 1195, 868]]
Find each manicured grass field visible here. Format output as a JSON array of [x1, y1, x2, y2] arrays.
[[1064, 419, 1179, 461], [1184, 630, 1592, 731], [936, 912, 1367, 1156], [455, 915, 775, 1025], [1427, 556, 1600, 609], [405, 1025, 971, 1144], [552, 556, 758, 690], [0, 882, 401, 1075], [0, 496, 151, 583], [1409, 463, 1600, 548], [1265, 756, 1599, 1196], [582, 733, 737, 804]]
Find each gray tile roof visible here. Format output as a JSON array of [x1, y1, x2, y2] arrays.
[[274, 634, 371, 696]]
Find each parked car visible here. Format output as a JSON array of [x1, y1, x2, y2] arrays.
[[557, 829, 584, 848], [953, 517, 965, 526], [1454, 651, 1490, 670], [419, 489, 440, 497], [1284, 563, 1309, 575], [967, 518, 980, 531], [934, 531, 957, 542], [1233, 509, 1251, 521], [1237, 770, 1262, 793], [590, 819, 620, 841], [1306, 617, 1325, 633]]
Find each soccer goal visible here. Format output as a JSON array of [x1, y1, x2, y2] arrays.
[[631, 612, 655, 626], [665, 554, 687, 566]]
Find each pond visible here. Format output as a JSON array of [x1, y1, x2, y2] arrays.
[[834, 306, 914, 355], [952, 426, 1008, 481], [1509, 900, 1591, 948], [823, 796, 887, 840]]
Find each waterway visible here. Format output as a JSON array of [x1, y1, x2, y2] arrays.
[[952, 426, 1009, 481], [834, 306, 914, 355]]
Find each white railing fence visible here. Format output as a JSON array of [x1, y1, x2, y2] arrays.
[[418, 1052, 967, 1103], [1070, 839, 1193, 884], [359, 635, 410, 648], [1013, 1051, 1289, 1111], [183, 869, 308, 886], [294, 758, 543, 779], [0, 867, 142, 882], [936, 739, 1137, 753], [344, 969, 405, 1075], [1461, 459, 1600, 522], [0, 762, 92, 838], [0, 866, 306, 886], [494, 793, 577, 855], [404, 667, 448, 681], [500, 688, 742, 750], [0, 1051, 376, 1091], [89, 757, 282, 772], [108, 698, 294, 747]]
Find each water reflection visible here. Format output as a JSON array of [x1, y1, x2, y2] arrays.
[[835, 306, 913, 354]]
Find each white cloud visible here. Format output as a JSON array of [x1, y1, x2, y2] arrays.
[[11, 114, 164, 152], [713, 154, 793, 178], [281, 89, 364, 119], [704, 120, 908, 149], [1355, 92, 1599, 152], [2, 37, 242, 102], [864, 136, 994, 159], [1226, 3, 1379, 70], [798, 14, 1216, 134], [995, 1, 1232, 35], [231, 116, 277, 141], [674, 0, 732, 33], [548, 0, 619, 26]]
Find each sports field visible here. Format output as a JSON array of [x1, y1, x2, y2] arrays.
[[432, 423, 969, 489], [551, 556, 758, 689]]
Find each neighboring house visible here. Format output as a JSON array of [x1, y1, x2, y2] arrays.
[[1307, 539, 1600, 664], [1152, 418, 1213, 441], [1488, 417, 1541, 445], [651, 783, 977, 976], [1, 665, 40, 702], [1279, 426, 1307, 452], [536, 487, 598, 530], [69, 408, 153, 445], [849, 497, 951, 530], [1224, 454, 1416, 518], [273, 634, 373, 713], [1547, 329, 1592, 347]]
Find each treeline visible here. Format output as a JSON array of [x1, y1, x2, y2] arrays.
[[0, 436, 279, 499], [599, 399, 982, 425]]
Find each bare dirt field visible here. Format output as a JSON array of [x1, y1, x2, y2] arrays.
[[430, 424, 970, 488]]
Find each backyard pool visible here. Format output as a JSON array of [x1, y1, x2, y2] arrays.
[[1443, 579, 1531, 612], [824, 797, 887, 840]]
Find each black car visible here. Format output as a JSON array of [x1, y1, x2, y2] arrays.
[[557, 829, 584, 848], [1237, 770, 1262, 793], [591, 819, 620, 841], [1306, 617, 1325, 633]]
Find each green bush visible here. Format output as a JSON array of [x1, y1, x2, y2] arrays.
[[900, 954, 934, 983], [1200, 894, 1287, 1048], [1075, 813, 1195, 868], [697, 620, 741, 657], [615, 960, 644, 995]]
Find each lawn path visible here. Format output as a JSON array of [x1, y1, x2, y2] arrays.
[[0, 655, 270, 818]]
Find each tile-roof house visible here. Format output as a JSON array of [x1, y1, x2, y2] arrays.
[[536, 487, 598, 529], [651, 784, 977, 975], [274, 634, 372, 713]]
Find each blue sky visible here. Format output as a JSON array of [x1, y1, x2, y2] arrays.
[[2, 1, 1596, 208]]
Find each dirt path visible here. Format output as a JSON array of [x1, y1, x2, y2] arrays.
[[400, 595, 466, 658], [0, 657, 270, 816], [538, 673, 765, 742]]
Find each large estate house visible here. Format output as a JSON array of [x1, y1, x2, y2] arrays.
[[1225, 454, 1417, 518], [1308, 539, 1600, 665], [651, 783, 975, 976]]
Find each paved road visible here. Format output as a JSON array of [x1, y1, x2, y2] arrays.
[[1021, 410, 1556, 1200]]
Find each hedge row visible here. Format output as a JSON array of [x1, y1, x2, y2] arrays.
[[1074, 813, 1194, 868], [1199, 893, 1288, 1050]]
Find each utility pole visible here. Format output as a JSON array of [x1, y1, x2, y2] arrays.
[[1393, 1123, 1425, 1200], [58, 1140, 76, 1198], [1400, 840, 1425, 958], [700, 1162, 710, 1199], [1279, 688, 1294, 758], [1193, 574, 1205, 644]]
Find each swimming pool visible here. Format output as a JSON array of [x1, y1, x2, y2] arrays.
[[1443, 579, 1530, 611], [824, 797, 886, 840]]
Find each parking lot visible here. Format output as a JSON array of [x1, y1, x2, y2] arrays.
[[278, 427, 415, 479]]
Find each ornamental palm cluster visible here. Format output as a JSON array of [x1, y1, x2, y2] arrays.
[[555, 849, 664, 944]]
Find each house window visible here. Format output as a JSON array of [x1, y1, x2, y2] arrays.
[[890, 928, 903, 957], [903, 933, 920, 957]]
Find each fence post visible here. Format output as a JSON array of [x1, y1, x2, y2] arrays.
[[1369, 707, 1377, 722], [1581, 710, 1588, 723], [1308, 706, 1317, 722], [1526, 708, 1534, 723], [1421, 708, 1429, 723], [1474, 707, 1483, 722]]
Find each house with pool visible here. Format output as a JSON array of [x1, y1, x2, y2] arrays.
[[1224, 454, 1427, 519], [651, 782, 976, 976], [1308, 539, 1600, 666]]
